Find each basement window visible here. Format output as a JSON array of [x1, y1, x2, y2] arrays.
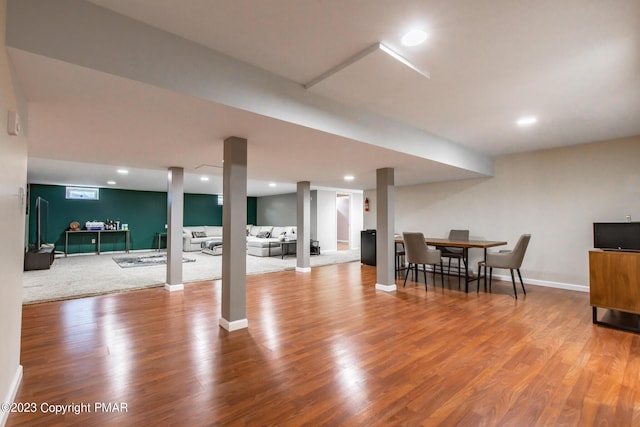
[[66, 186, 99, 200]]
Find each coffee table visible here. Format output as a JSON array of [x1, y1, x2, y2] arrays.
[[280, 240, 297, 259]]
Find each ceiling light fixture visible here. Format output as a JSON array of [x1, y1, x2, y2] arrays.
[[401, 29, 428, 46], [344, 175, 355, 181], [200, 176, 210, 182], [107, 180, 116, 185], [117, 169, 129, 174], [517, 116, 538, 126], [269, 183, 277, 187]]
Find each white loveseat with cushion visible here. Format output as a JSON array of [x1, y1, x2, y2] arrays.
[[183, 226, 223, 252], [246, 225, 296, 257]]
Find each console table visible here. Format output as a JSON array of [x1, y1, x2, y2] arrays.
[[65, 229, 130, 256], [589, 249, 640, 332], [156, 232, 167, 251]]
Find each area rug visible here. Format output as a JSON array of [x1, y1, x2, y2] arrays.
[[113, 253, 195, 268], [23, 249, 361, 304]]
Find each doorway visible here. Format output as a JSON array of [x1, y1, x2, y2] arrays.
[[336, 194, 350, 251]]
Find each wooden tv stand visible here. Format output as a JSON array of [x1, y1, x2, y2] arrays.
[[589, 249, 640, 332]]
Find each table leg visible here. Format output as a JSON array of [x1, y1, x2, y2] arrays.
[[97, 231, 101, 255], [464, 248, 469, 292], [65, 232, 68, 257], [482, 248, 488, 291]]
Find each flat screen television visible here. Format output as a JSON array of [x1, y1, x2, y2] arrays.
[[35, 196, 49, 250], [593, 222, 640, 252]]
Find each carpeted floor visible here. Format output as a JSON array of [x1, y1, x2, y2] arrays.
[[22, 249, 361, 304]]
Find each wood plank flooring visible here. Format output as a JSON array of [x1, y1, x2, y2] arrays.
[[8, 262, 640, 426]]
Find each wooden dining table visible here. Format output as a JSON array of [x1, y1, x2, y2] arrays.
[[395, 237, 507, 292]]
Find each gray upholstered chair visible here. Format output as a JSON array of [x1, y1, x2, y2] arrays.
[[402, 232, 444, 290], [436, 229, 469, 284], [479, 234, 531, 299]]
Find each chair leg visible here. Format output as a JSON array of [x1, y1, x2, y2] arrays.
[[517, 269, 526, 295], [403, 263, 411, 287], [440, 261, 444, 288], [510, 269, 518, 299]]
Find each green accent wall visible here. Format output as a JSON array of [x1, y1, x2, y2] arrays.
[[28, 184, 257, 254]]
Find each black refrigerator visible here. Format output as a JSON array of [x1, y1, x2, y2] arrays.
[[360, 229, 376, 266]]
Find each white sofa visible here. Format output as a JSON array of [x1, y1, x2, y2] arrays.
[[183, 226, 223, 252], [182, 225, 298, 257], [246, 225, 297, 257]]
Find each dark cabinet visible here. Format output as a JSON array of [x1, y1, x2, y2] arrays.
[[361, 230, 376, 266]]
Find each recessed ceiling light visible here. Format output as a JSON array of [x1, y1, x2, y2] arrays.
[[200, 176, 210, 182], [344, 175, 355, 181], [268, 183, 277, 187], [107, 180, 116, 185], [516, 116, 538, 126], [401, 29, 428, 47], [117, 169, 129, 174]]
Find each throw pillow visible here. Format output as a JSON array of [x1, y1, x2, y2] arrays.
[[192, 231, 206, 238], [256, 231, 271, 238]]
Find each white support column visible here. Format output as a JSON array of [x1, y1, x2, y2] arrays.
[[375, 167, 396, 292], [220, 136, 248, 331], [296, 181, 311, 273], [165, 167, 184, 291]]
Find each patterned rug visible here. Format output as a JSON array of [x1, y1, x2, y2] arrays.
[[113, 254, 195, 268]]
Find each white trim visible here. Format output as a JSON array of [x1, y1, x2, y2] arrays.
[[491, 273, 589, 293], [376, 283, 397, 292], [219, 318, 248, 331], [164, 283, 184, 292], [296, 267, 311, 273], [1, 365, 23, 427], [305, 42, 429, 88]]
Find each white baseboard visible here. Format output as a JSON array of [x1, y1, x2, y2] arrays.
[[164, 283, 184, 292], [1, 365, 23, 427], [219, 317, 248, 331], [491, 273, 589, 293], [376, 283, 397, 292], [418, 263, 589, 293], [296, 267, 311, 273]]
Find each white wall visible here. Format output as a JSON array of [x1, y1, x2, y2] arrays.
[[315, 190, 337, 252], [350, 192, 364, 249], [0, 0, 28, 423], [365, 137, 640, 289]]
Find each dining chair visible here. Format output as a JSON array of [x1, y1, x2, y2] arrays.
[[478, 234, 531, 299], [436, 229, 469, 285], [402, 232, 444, 290]]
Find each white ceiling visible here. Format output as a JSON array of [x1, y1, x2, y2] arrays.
[[9, 0, 640, 196]]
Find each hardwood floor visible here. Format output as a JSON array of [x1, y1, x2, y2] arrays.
[[8, 262, 640, 426]]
